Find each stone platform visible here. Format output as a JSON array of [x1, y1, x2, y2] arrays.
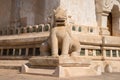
[[22, 56, 102, 77], [0, 60, 28, 69], [29, 56, 91, 67]]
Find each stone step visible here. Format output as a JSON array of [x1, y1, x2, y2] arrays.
[[0, 60, 28, 69], [22, 64, 101, 77], [26, 68, 55, 76]]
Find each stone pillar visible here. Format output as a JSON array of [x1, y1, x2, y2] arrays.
[[33, 48, 35, 56], [93, 50, 96, 56], [26, 48, 28, 56], [116, 50, 119, 58], [13, 49, 15, 56], [97, 12, 110, 36], [103, 49, 106, 59], [19, 49, 21, 56], [110, 50, 112, 58], [85, 49, 88, 56]]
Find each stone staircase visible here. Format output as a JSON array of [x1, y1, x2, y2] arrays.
[[26, 67, 55, 76]]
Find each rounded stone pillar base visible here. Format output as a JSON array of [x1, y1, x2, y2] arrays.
[[100, 27, 110, 36]]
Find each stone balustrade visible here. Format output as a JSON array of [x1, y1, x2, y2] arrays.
[[72, 25, 99, 34], [0, 44, 119, 61], [102, 47, 120, 59], [0, 44, 119, 60], [0, 47, 40, 59], [0, 24, 100, 36], [79, 48, 120, 60], [0, 24, 50, 36]]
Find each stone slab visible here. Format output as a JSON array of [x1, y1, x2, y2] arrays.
[[0, 32, 49, 46], [54, 66, 100, 77], [0, 60, 28, 69], [29, 57, 59, 67], [29, 56, 91, 67], [22, 57, 102, 77], [103, 36, 120, 47]]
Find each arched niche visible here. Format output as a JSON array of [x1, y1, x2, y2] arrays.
[[95, 0, 120, 36], [109, 5, 120, 36]]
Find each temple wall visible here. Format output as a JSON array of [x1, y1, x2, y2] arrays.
[[0, 0, 97, 28], [22, 0, 97, 26], [20, 0, 60, 25], [0, 0, 46, 27], [20, 0, 35, 26], [20, 0, 46, 26], [44, 0, 60, 23], [0, 0, 12, 28], [60, 0, 97, 26]]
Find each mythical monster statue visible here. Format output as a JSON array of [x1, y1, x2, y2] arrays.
[[40, 7, 81, 57]]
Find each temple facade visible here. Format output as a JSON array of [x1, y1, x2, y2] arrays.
[[0, 0, 120, 77]]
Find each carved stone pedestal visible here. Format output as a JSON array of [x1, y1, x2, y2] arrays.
[[100, 27, 110, 36], [21, 56, 102, 77]]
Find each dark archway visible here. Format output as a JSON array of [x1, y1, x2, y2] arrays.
[[107, 5, 120, 36], [107, 13, 112, 35]]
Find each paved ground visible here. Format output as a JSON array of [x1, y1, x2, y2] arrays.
[[0, 69, 120, 80]]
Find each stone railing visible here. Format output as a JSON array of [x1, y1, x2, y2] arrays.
[[79, 47, 120, 60], [0, 47, 41, 59], [0, 24, 50, 36], [0, 45, 120, 60], [0, 24, 100, 36], [103, 48, 120, 59], [72, 25, 99, 34]]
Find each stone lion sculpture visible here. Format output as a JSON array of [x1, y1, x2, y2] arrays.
[[40, 7, 81, 57]]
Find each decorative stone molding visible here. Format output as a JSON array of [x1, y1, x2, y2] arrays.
[[0, 24, 50, 36], [103, 0, 120, 12], [103, 0, 114, 12]]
